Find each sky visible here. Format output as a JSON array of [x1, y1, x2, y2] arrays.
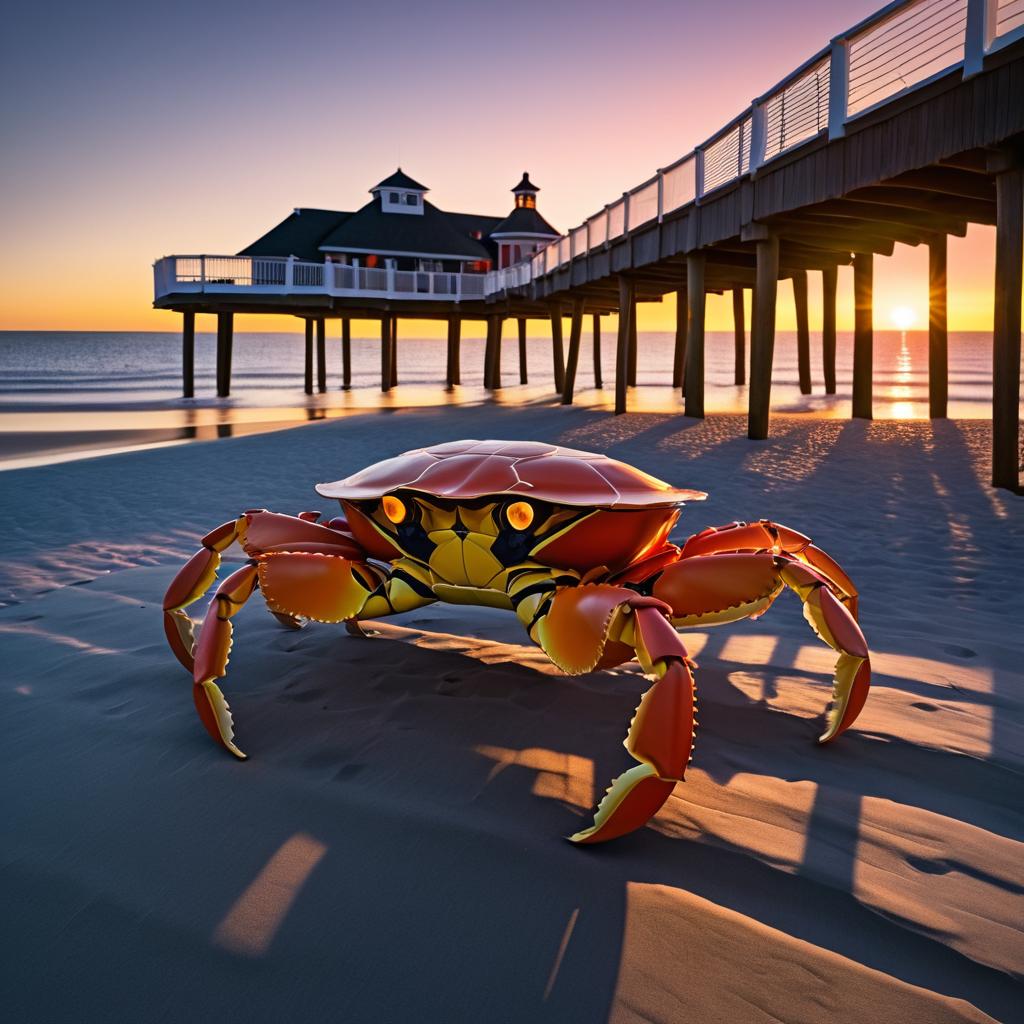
[[0, 0, 1006, 336]]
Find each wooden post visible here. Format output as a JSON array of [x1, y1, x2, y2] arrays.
[[615, 277, 635, 415], [992, 166, 1023, 490], [445, 317, 457, 389], [822, 266, 838, 394], [304, 319, 313, 395], [561, 300, 585, 405], [316, 317, 327, 394], [927, 237, 948, 419], [793, 270, 812, 395], [452, 317, 462, 385], [684, 254, 706, 417], [389, 317, 398, 388], [483, 316, 495, 389], [852, 252, 874, 420], [627, 305, 638, 387], [749, 234, 779, 439], [592, 313, 603, 388], [491, 316, 503, 390], [181, 311, 195, 398], [518, 318, 528, 384], [216, 312, 233, 398], [380, 316, 392, 393], [550, 308, 565, 393], [732, 287, 746, 385], [672, 283, 688, 391], [341, 318, 351, 390]]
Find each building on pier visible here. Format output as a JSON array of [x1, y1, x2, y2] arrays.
[[238, 169, 558, 276]]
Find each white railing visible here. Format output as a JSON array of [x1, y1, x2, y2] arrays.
[[154, 255, 489, 302], [485, 0, 1022, 297]]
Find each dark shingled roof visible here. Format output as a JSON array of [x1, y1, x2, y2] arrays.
[[239, 208, 350, 261], [318, 197, 492, 259], [512, 172, 539, 193], [489, 205, 559, 238], [372, 168, 429, 192]]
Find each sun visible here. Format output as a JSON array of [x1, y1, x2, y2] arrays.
[[890, 305, 916, 330]]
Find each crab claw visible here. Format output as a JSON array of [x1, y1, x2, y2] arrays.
[[568, 605, 696, 844]]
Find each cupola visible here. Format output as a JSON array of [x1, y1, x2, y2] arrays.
[[371, 168, 428, 216], [512, 172, 539, 209]]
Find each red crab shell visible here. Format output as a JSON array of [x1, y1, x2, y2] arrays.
[[315, 440, 706, 509], [316, 440, 706, 572]]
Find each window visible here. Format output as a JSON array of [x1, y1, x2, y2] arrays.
[[405, 193, 418, 206], [389, 192, 399, 203]]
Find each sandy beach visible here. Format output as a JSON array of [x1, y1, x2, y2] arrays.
[[1, 404, 1020, 1022]]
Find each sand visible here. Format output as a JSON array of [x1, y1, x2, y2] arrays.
[[1, 406, 1021, 1023]]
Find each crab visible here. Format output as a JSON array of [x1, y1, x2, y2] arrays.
[[163, 440, 870, 844]]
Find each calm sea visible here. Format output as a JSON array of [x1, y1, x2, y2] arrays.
[[0, 328, 1000, 415]]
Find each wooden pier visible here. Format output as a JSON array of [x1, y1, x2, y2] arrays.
[[156, 0, 1024, 491]]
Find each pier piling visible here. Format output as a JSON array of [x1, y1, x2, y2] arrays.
[[380, 317, 392, 393], [561, 300, 585, 405], [316, 318, 327, 394], [181, 312, 195, 398], [592, 313, 603, 388], [852, 252, 874, 420], [793, 270, 812, 394], [341, 318, 352, 390], [749, 233, 779, 439], [518, 318, 528, 384], [446, 317, 461, 388], [615, 276, 635, 415], [822, 266, 838, 394], [684, 254, 706, 418], [992, 160, 1022, 490], [928, 237, 948, 419], [550, 308, 565, 393], [216, 313, 233, 398], [304, 320, 313, 395], [672, 282, 687, 391], [732, 288, 745, 386]]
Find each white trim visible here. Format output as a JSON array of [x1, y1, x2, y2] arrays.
[[489, 231, 560, 240], [319, 244, 487, 262]]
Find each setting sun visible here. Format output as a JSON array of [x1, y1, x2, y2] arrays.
[[890, 305, 917, 330]]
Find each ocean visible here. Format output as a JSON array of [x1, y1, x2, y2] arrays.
[[0, 329, 1007, 468]]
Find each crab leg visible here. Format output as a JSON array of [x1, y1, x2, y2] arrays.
[[650, 549, 870, 742], [531, 585, 696, 844]]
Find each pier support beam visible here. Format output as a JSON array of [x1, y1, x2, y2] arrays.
[[181, 311, 195, 398], [215, 313, 233, 398], [684, 254, 706, 418], [992, 161, 1023, 490], [518, 318, 528, 384], [749, 233, 779, 439], [341, 318, 352, 390], [732, 287, 745, 386], [928, 236, 948, 419], [561, 300, 585, 405], [316, 317, 327, 394], [485, 315, 503, 390], [446, 317, 461, 388], [822, 266, 838, 394], [793, 270, 812, 394], [672, 282, 688, 391], [550, 308, 565, 393], [615, 276, 636, 415], [592, 313, 603, 388], [304, 320, 314, 395], [627, 306, 638, 387], [852, 252, 874, 420], [380, 316, 393, 393]]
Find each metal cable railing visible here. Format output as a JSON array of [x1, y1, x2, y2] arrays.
[[492, 0, 1022, 295]]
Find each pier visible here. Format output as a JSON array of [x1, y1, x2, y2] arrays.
[[154, 0, 1024, 491]]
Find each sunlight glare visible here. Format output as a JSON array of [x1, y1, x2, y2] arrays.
[[890, 305, 916, 330]]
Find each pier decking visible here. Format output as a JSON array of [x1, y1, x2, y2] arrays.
[[154, 0, 1024, 491]]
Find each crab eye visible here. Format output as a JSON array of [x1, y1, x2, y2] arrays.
[[506, 501, 534, 531], [381, 495, 407, 524]]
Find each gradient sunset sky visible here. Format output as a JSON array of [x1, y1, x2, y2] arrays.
[[0, 0, 1006, 336]]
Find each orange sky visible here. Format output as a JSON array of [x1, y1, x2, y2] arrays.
[[0, 0, 1010, 338]]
